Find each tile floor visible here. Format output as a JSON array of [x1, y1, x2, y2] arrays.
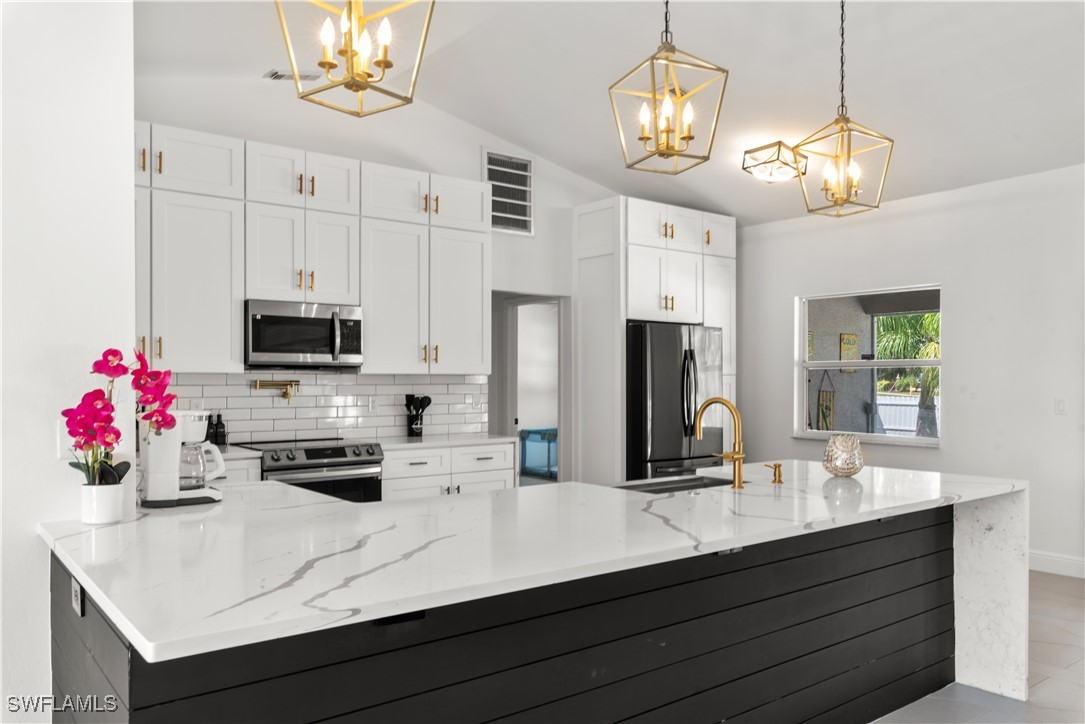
[[878, 571, 1084, 723]]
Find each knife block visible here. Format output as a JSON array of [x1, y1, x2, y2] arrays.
[[407, 413, 424, 437]]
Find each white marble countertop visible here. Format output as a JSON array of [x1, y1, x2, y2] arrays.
[[37, 460, 1025, 664], [377, 433, 518, 451]]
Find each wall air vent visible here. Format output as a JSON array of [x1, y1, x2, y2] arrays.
[[263, 69, 322, 82], [484, 150, 534, 236]]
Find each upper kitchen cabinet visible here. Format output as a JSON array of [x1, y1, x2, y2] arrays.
[[429, 174, 491, 232], [360, 218, 430, 375], [135, 187, 151, 357], [304, 211, 361, 305], [150, 124, 244, 199], [627, 245, 703, 324], [151, 190, 244, 373], [702, 212, 737, 258], [245, 205, 360, 306], [625, 198, 703, 253], [361, 162, 491, 232], [304, 151, 360, 214], [134, 121, 151, 187], [246, 143, 359, 214], [703, 255, 736, 373], [361, 162, 429, 224], [429, 228, 492, 374]]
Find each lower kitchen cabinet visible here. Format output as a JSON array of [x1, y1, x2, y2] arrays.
[[221, 459, 260, 484], [452, 469, 514, 494], [382, 443, 515, 501], [151, 190, 244, 373], [383, 474, 452, 501]]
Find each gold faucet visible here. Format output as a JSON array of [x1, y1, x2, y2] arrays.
[[694, 397, 745, 489]]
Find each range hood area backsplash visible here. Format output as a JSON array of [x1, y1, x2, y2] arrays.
[[171, 373, 488, 444]]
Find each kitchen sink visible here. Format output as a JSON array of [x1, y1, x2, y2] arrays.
[[619, 476, 731, 494]]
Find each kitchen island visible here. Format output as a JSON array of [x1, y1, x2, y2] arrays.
[[39, 461, 1027, 722]]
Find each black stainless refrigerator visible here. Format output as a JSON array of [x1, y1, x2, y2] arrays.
[[626, 322, 731, 480]]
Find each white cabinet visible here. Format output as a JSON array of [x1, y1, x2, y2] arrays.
[[382, 443, 515, 500], [150, 125, 244, 199], [246, 141, 306, 207], [305, 211, 361, 305], [626, 198, 703, 252], [246, 203, 306, 302], [135, 120, 151, 187], [245, 204, 359, 305], [429, 174, 491, 232], [430, 228, 492, 374], [360, 219, 429, 374], [221, 458, 260, 483], [246, 143, 359, 214], [361, 163, 490, 232], [666, 250, 703, 324], [703, 212, 737, 258], [135, 187, 151, 357], [361, 162, 429, 224], [151, 190, 245, 373], [382, 475, 451, 501], [627, 246, 702, 324], [704, 255, 736, 374], [305, 151, 360, 215]]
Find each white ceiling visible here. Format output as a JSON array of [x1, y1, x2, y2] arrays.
[[135, 1, 1084, 226]]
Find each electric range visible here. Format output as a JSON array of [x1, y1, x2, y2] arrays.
[[244, 439, 384, 503]]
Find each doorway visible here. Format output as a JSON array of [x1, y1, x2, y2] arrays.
[[491, 293, 572, 485]]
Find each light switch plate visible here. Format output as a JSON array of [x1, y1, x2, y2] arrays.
[[1055, 398, 1068, 415], [71, 578, 84, 618]]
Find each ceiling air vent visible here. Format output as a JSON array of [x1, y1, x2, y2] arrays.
[[264, 69, 322, 82], [484, 150, 533, 236]]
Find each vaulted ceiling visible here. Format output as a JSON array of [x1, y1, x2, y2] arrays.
[[136, 1, 1085, 226]]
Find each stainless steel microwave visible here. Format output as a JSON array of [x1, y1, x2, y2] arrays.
[[245, 300, 363, 368]]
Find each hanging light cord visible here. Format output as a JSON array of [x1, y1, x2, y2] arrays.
[[661, 0, 673, 45], [838, 0, 848, 117]]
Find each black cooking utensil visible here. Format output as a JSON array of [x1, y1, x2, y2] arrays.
[[405, 394, 416, 413], [418, 396, 432, 414]]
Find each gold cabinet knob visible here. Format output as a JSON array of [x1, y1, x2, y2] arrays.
[[764, 463, 784, 484]]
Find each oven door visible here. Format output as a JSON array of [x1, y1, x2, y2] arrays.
[[268, 465, 382, 503], [246, 300, 345, 367]]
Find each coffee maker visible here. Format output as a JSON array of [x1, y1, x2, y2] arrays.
[[140, 410, 224, 508]]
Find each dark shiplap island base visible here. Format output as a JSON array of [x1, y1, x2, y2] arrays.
[[52, 506, 953, 723]]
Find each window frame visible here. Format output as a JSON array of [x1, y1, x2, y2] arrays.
[[793, 284, 942, 449]]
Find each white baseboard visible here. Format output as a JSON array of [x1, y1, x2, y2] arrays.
[[1030, 549, 1085, 579]]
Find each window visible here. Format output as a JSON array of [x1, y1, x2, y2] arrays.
[[484, 150, 533, 235], [797, 287, 941, 446]]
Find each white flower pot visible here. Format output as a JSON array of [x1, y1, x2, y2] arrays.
[[81, 484, 125, 525]]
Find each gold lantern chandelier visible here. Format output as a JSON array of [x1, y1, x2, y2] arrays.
[[275, 0, 435, 118], [609, 0, 729, 175], [793, 0, 893, 217]]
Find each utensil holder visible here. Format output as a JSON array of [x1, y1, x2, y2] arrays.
[[408, 413, 424, 437]]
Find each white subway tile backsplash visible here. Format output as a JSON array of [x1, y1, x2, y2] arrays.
[[180, 373, 487, 441]]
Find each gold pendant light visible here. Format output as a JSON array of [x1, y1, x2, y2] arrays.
[[609, 0, 729, 175], [793, 0, 893, 217], [275, 0, 435, 118]]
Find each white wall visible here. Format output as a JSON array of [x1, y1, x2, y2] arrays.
[[737, 165, 1085, 577], [133, 75, 613, 297], [517, 303, 559, 430], [1, 1, 136, 714]]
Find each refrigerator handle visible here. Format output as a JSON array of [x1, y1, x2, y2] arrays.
[[690, 347, 700, 423], [681, 350, 692, 436]]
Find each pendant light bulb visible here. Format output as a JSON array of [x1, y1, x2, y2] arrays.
[[639, 103, 651, 126], [378, 17, 392, 47], [320, 17, 335, 48], [681, 102, 693, 126], [661, 94, 674, 123], [358, 28, 372, 61], [822, 159, 837, 184], [848, 159, 861, 182], [340, 8, 351, 38]]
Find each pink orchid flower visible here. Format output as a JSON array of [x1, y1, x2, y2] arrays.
[[91, 349, 128, 379], [72, 434, 96, 451], [96, 426, 122, 450], [131, 350, 151, 390], [142, 407, 176, 431]]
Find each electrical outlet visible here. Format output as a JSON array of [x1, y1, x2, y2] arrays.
[[56, 419, 70, 461], [71, 578, 84, 617], [1055, 398, 1068, 415], [367, 396, 376, 413]]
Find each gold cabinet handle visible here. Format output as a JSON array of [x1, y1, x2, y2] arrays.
[[662, 221, 668, 238], [434, 196, 439, 214], [297, 269, 303, 289], [434, 344, 439, 363], [423, 194, 429, 213], [140, 148, 147, 172], [156, 151, 163, 174], [661, 295, 668, 311], [309, 271, 315, 291], [297, 174, 304, 195], [423, 344, 428, 363], [309, 175, 315, 197], [705, 229, 711, 246], [669, 223, 675, 239], [156, 337, 163, 359], [139, 336, 147, 355]]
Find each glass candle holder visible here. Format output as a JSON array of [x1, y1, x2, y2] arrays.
[[823, 433, 864, 477]]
